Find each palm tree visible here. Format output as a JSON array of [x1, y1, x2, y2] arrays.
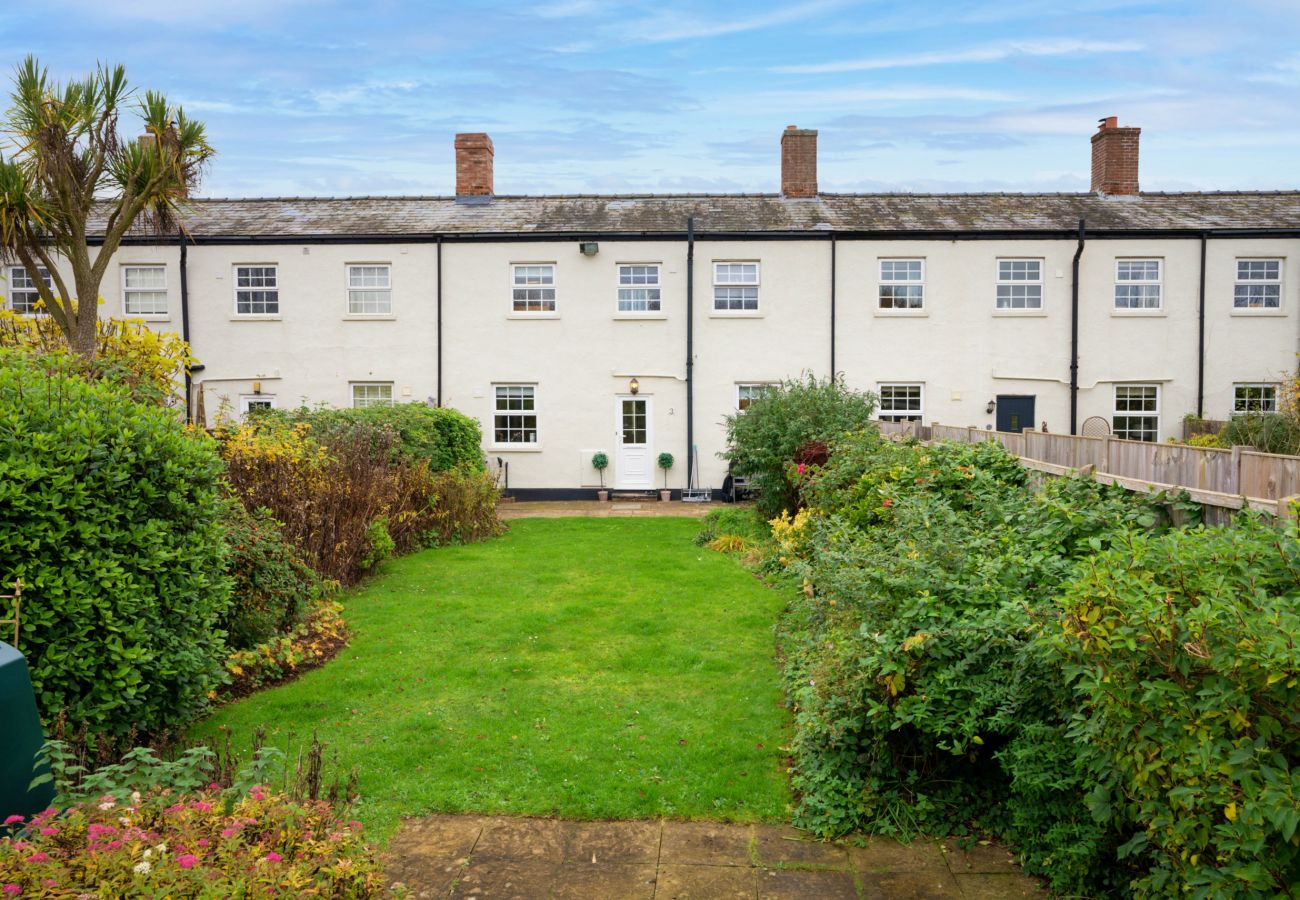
[[0, 57, 213, 358]]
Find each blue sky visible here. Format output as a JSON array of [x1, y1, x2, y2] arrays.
[[3, 0, 1298, 196]]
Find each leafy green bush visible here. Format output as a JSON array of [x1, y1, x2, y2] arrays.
[[286, 402, 483, 472], [723, 373, 877, 517], [0, 353, 230, 741], [695, 506, 770, 546], [220, 503, 321, 651], [1047, 517, 1300, 896], [1222, 413, 1300, 455], [426, 466, 505, 545]]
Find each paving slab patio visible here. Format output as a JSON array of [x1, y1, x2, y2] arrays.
[[386, 814, 1044, 898], [497, 499, 718, 519]]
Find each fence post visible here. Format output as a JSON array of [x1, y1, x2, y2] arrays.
[[1098, 435, 1110, 473], [1276, 495, 1300, 532], [1231, 445, 1243, 495]]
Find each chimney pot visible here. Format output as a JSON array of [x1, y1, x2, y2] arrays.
[[1090, 116, 1140, 195], [780, 125, 818, 199], [455, 132, 494, 198]]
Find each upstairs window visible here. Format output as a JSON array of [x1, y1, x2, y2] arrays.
[[1113, 384, 1159, 441], [878, 259, 924, 310], [512, 264, 556, 313], [351, 383, 393, 409], [235, 265, 279, 316], [348, 264, 392, 315], [617, 264, 661, 313], [122, 265, 168, 316], [1114, 259, 1162, 310], [8, 265, 52, 315], [878, 384, 924, 422], [1234, 384, 1277, 414], [713, 262, 759, 312], [1234, 259, 1282, 309], [995, 259, 1042, 310], [494, 385, 538, 444]]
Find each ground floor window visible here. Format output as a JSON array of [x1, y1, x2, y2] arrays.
[[240, 395, 277, 415], [1113, 384, 1159, 441], [736, 383, 774, 411], [878, 383, 924, 422], [352, 383, 394, 408], [494, 385, 538, 444], [8, 265, 52, 315], [1233, 383, 1278, 414]]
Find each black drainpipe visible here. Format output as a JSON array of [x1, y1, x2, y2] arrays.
[[686, 217, 695, 491], [1196, 232, 1207, 417], [178, 231, 192, 423], [1070, 217, 1086, 435], [830, 234, 837, 377], [436, 235, 443, 407]]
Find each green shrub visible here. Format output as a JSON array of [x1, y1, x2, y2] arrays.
[[1222, 413, 1300, 455], [695, 506, 770, 546], [220, 504, 321, 651], [0, 353, 230, 741], [286, 402, 483, 472], [1047, 518, 1300, 896], [723, 373, 877, 517], [426, 466, 505, 545]]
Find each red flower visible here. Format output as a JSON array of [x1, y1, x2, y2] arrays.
[[883, 498, 894, 507]]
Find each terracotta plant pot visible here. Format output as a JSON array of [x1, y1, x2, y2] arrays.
[[660, 490, 672, 502], [597, 490, 610, 502]]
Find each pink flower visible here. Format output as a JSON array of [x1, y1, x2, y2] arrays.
[[220, 828, 239, 838], [264, 851, 283, 863], [348, 821, 362, 830], [177, 854, 199, 869], [796, 463, 806, 474], [207, 783, 221, 791], [196, 839, 209, 848], [883, 497, 894, 507], [39, 827, 59, 837], [105, 840, 122, 850], [3, 815, 23, 825], [2, 886, 19, 896], [189, 802, 212, 812], [27, 852, 48, 863]]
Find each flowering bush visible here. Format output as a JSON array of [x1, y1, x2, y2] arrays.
[[0, 788, 391, 897]]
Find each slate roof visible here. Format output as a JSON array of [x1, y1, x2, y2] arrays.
[[104, 192, 1300, 240]]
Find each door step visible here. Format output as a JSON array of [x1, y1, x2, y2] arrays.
[[611, 490, 657, 501]]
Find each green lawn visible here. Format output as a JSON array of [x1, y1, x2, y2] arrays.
[[193, 517, 791, 843]]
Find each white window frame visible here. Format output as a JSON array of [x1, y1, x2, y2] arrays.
[[995, 258, 1043, 311], [736, 383, 775, 412], [7, 265, 52, 316], [1233, 383, 1278, 414], [239, 395, 278, 414], [1113, 259, 1163, 312], [351, 383, 394, 409], [492, 384, 539, 446], [616, 263, 662, 314], [1112, 384, 1160, 442], [120, 264, 169, 318], [511, 263, 557, 315], [1233, 259, 1283, 312], [234, 264, 280, 317], [878, 259, 925, 311], [346, 263, 393, 317], [877, 383, 925, 422], [712, 261, 760, 313]]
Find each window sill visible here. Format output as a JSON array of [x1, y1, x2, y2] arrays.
[[489, 444, 543, 453], [873, 309, 928, 318], [708, 311, 763, 319], [343, 314, 396, 321], [1229, 309, 1287, 317], [613, 313, 668, 321], [506, 313, 560, 320], [1110, 309, 1166, 317], [125, 315, 172, 323], [230, 315, 283, 322], [992, 310, 1047, 318]]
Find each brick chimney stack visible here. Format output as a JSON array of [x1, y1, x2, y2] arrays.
[[781, 125, 818, 198], [455, 132, 494, 198], [1090, 116, 1141, 195]]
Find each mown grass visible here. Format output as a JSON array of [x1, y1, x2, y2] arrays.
[[192, 517, 791, 843]]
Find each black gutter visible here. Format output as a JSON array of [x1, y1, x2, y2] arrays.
[[1197, 232, 1208, 417], [830, 234, 837, 378], [436, 236, 443, 407], [1070, 217, 1086, 435], [686, 217, 695, 491], [178, 231, 193, 423]]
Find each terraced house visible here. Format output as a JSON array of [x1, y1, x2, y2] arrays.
[[22, 117, 1300, 497]]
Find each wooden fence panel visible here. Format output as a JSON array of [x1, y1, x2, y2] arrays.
[[1241, 451, 1300, 500]]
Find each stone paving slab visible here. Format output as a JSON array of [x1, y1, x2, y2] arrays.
[[385, 814, 1044, 898], [498, 500, 716, 519]]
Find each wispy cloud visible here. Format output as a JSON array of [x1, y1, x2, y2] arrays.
[[616, 0, 852, 43], [774, 39, 1144, 74]]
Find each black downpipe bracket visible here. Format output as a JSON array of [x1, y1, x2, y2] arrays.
[[436, 236, 443, 407], [1070, 217, 1086, 435], [830, 234, 837, 377], [177, 231, 192, 423], [1197, 232, 1208, 417], [686, 217, 695, 491]]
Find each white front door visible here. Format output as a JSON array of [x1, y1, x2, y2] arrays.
[[615, 395, 653, 489]]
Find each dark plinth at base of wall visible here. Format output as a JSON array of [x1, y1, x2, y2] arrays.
[[502, 488, 725, 502]]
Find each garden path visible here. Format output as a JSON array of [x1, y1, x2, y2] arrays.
[[497, 499, 718, 518]]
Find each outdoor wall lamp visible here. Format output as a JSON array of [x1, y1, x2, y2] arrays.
[[253, 381, 262, 395], [579, 241, 599, 256], [986, 399, 996, 414], [629, 377, 640, 395]]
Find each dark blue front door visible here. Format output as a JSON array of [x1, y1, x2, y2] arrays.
[[996, 395, 1035, 433]]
